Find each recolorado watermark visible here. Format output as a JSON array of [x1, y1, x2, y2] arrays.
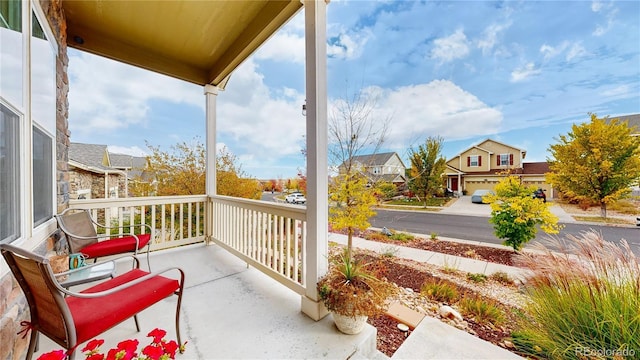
[[574, 347, 636, 358]]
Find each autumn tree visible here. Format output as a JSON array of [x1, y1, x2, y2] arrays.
[[216, 147, 262, 200], [132, 139, 260, 199], [329, 86, 390, 259], [485, 176, 561, 251], [142, 140, 206, 196], [375, 181, 398, 202], [547, 114, 640, 218], [408, 136, 447, 207]]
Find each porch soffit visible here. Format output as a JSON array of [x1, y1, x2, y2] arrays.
[[62, 0, 303, 87]]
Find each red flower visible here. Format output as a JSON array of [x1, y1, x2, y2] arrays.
[[38, 328, 185, 360], [147, 328, 167, 344], [82, 339, 105, 353], [141, 344, 164, 360], [105, 348, 124, 360], [116, 339, 139, 359], [161, 340, 179, 358], [86, 354, 105, 360], [37, 350, 66, 360]]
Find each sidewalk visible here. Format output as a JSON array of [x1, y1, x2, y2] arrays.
[[328, 232, 525, 360], [439, 196, 576, 223]]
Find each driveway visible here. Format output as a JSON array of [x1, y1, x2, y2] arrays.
[[440, 196, 576, 222]]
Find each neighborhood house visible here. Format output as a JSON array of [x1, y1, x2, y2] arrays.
[[445, 139, 552, 197]]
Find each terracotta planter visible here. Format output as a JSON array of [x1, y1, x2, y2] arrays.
[[331, 312, 368, 335]]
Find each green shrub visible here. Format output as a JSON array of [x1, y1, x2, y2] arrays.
[[512, 231, 640, 360], [466, 273, 487, 283], [430, 232, 438, 240], [389, 232, 414, 242], [459, 296, 504, 325], [420, 279, 459, 303]]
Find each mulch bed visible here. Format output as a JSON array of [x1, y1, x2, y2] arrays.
[[359, 230, 521, 266], [358, 251, 522, 358]]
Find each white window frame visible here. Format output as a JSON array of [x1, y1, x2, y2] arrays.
[[499, 154, 509, 166], [77, 189, 91, 200], [0, 1, 58, 253], [0, 102, 22, 244], [469, 155, 479, 167]]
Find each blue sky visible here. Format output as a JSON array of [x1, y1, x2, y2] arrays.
[[67, 0, 640, 180]]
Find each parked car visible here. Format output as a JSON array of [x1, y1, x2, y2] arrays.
[[532, 188, 546, 202], [285, 193, 306, 204], [471, 189, 494, 204]]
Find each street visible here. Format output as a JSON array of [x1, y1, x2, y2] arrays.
[[262, 192, 639, 255], [371, 209, 640, 256]]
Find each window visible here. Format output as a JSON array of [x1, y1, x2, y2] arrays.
[[1, 0, 24, 108], [0, 0, 21, 31], [468, 155, 481, 167], [498, 154, 513, 166], [77, 189, 91, 200], [33, 126, 53, 227], [373, 167, 381, 174], [1, 103, 20, 243]]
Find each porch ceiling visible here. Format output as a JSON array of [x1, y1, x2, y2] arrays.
[[62, 0, 303, 87]]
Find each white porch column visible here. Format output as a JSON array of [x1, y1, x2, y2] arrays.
[[300, 0, 329, 321], [204, 85, 218, 244]]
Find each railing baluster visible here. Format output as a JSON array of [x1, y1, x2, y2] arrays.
[[69, 195, 306, 294]]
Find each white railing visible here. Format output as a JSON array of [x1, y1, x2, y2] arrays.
[[69, 195, 208, 251], [211, 195, 307, 295], [69, 195, 308, 295]]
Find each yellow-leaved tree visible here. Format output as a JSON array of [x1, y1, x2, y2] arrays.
[[547, 113, 640, 218], [485, 176, 561, 251], [131, 139, 260, 199], [328, 86, 390, 260], [329, 172, 377, 259], [408, 136, 447, 207]]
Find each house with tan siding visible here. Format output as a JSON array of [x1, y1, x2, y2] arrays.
[[340, 152, 407, 188], [445, 139, 552, 197]]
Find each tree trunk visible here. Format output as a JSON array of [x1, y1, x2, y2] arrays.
[[347, 227, 353, 261], [600, 202, 607, 218]]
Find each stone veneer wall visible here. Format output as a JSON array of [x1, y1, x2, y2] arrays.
[[68, 169, 128, 200], [0, 1, 69, 359]]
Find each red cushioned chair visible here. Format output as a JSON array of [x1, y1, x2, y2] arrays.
[[1, 244, 185, 360], [55, 209, 152, 268]]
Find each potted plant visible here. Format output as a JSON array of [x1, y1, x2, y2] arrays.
[[317, 248, 397, 334]]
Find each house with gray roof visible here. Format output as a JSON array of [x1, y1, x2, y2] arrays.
[[68, 143, 149, 199], [340, 152, 407, 187], [610, 113, 640, 136]]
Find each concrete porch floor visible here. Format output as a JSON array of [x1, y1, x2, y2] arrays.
[[34, 243, 379, 359]]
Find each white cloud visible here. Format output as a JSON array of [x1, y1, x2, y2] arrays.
[[217, 58, 306, 163], [477, 21, 512, 55], [375, 80, 503, 148], [431, 29, 470, 63], [591, 1, 618, 36], [510, 63, 541, 82], [540, 41, 569, 60], [540, 41, 587, 62], [327, 30, 372, 60], [601, 84, 631, 98], [254, 32, 305, 64], [68, 51, 202, 136], [108, 145, 148, 157], [566, 43, 587, 61], [591, 0, 604, 12]]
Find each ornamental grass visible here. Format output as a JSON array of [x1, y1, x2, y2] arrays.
[[512, 231, 640, 360]]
